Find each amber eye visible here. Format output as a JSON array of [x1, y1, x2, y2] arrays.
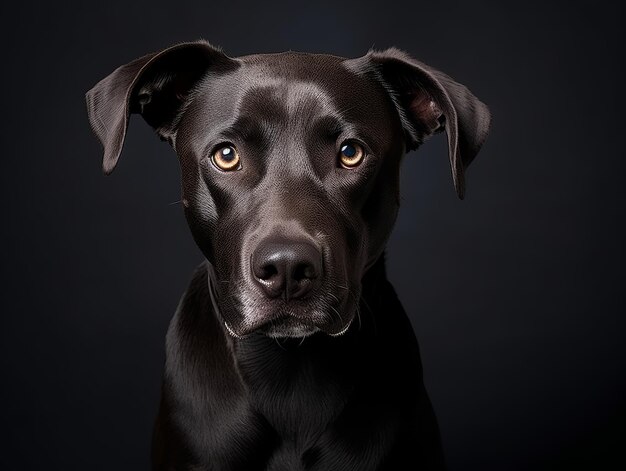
[[212, 145, 240, 171], [338, 141, 365, 168]]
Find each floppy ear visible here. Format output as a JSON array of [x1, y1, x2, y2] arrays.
[[351, 48, 490, 199], [85, 40, 238, 174]]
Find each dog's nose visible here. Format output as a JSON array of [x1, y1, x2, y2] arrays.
[[252, 240, 322, 300]]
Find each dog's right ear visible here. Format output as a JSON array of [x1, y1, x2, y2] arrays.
[[86, 40, 238, 174]]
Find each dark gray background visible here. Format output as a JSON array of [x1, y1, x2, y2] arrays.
[[1, 0, 624, 469]]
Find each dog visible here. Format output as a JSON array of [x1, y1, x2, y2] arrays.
[[86, 40, 490, 470]]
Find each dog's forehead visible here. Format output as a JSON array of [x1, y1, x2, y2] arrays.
[[233, 52, 385, 117], [180, 52, 399, 152]]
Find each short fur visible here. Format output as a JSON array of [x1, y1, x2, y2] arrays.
[[86, 40, 490, 470]]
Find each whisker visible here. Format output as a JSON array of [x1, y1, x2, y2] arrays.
[[355, 302, 362, 331], [274, 332, 287, 351], [358, 289, 377, 335], [345, 287, 368, 333], [360, 295, 373, 316], [329, 305, 344, 324], [327, 292, 341, 305]]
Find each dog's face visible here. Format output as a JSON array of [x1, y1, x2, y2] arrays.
[[86, 41, 490, 338], [177, 53, 405, 338]]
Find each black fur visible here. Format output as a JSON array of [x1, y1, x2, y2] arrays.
[[86, 40, 490, 470]]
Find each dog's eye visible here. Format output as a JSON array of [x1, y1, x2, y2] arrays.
[[338, 141, 365, 168], [212, 145, 241, 171]]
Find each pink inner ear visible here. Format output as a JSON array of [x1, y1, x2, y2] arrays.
[[409, 90, 444, 135]]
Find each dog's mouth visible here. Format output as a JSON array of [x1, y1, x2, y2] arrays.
[[224, 318, 353, 339], [222, 304, 355, 340]]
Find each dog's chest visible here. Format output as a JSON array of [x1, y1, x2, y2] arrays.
[[234, 336, 355, 442]]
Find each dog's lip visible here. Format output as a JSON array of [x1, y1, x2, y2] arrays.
[[223, 321, 248, 339], [223, 315, 353, 339], [328, 319, 353, 337], [223, 317, 318, 339], [221, 292, 356, 339]]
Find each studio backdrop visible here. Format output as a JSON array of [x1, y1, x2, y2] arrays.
[[1, 1, 624, 469]]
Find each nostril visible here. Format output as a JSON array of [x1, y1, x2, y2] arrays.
[[258, 263, 278, 280], [293, 262, 317, 282]]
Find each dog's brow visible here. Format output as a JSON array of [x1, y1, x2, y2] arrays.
[[224, 115, 269, 142], [312, 115, 345, 139]]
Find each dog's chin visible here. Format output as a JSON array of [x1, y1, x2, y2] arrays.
[[261, 319, 321, 339]]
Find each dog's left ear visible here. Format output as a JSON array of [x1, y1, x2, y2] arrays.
[[348, 48, 491, 199]]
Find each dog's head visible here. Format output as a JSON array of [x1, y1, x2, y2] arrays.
[[86, 40, 489, 339]]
